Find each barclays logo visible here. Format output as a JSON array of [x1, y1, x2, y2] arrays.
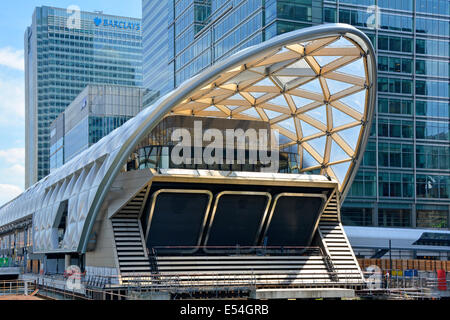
[[94, 17, 102, 27], [93, 17, 140, 31]]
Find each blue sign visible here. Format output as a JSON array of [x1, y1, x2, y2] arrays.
[[94, 17, 140, 31]]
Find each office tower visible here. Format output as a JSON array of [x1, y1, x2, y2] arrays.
[[142, 0, 450, 256], [25, 6, 142, 187], [49, 85, 146, 170]]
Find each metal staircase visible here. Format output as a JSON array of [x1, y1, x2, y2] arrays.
[[317, 192, 364, 284], [111, 187, 152, 284]]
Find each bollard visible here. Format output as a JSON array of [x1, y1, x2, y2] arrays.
[[24, 281, 28, 296]]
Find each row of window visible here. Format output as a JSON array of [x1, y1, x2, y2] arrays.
[[325, 5, 449, 36], [348, 170, 450, 199], [341, 207, 449, 229], [175, 31, 210, 70], [375, 35, 450, 58], [362, 142, 449, 170], [38, 52, 142, 68], [0, 228, 33, 250], [376, 98, 449, 118], [89, 116, 133, 145], [274, 0, 313, 22], [327, 0, 450, 15], [48, 31, 141, 41], [379, 56, 450, 78], [214, 12, 262, 60], [47, 25, 141, 39], [416, 17, 449, 37], [40, 46, 141, 61], [379, 77, 449, 98], [43, 59, 138, 74], [47, 37, 141, 48], [378, 119, 449, 141]]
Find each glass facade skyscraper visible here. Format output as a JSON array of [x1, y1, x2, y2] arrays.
[[49, 85, 146, 170], [142, 0, 449, 234], [25, 6, 142, 187]]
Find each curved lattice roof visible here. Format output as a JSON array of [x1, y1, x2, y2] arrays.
[[170, 34, 373, 189], [0, 24, 376, 254]]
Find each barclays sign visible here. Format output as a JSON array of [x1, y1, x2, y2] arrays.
[[94, 17, 140, 31]]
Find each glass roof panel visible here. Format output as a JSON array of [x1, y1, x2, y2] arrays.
[[330, 140, 350, 163], [308, 136, 327, 157], [277, 117, 296, 134], [326, 78, 354, 95], [290, 95, 315, 108], [264, 109, 284, 119], [300, 120, 322, 137], [254, 78, 274, 87], [335, 126, 361, 150], [315, 56, 341, 67], [249, 92, 266, 99], [331, 161, 351, 185], [305, 105, 327, 125], [339, 90, 366, 113], [336, 58, 365, 77], [299, 78, 322, 94], [325, 37, 355, 48], [332, 107, 357, 127], [241, 107, 260, 118], [303, 147, 320, 168], [274, 76, 298, 86], [268, 95, 289, 107]]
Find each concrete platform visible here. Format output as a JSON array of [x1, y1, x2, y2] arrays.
[[251, 288, 356, 300], [0, 267, 21, 276]]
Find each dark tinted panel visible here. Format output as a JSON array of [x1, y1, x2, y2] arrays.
[[265, 196, 324, 246], [205, 194, 269, 248], [146, 193, 210, 251]]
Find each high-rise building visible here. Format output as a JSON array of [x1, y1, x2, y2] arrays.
[[142, 0, 450, 257], [25, 6, 142, 187], [49, 85, 146, 170]]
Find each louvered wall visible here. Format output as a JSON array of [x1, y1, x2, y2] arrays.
[[317, 191, 364, 284], [111, 186, 152, 284]]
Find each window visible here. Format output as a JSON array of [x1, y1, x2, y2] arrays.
[[378, 119, 413, 139], [378, 77, 413, 95], [324, 7, 336, 23], [416, 210, 448, 229], [416, 145, 450, 170], [416, 175, 449, 199], [416, 59, 449, 78], [362, 141, 376, 166], [416, 80, 449, 98], [416, 100, 449, 118], [378, 172, 413, 198], [378, 35, 412, 53], [378, 208, 411, 227], [416, 121, 450, 141], [378, 98, 413, 115], [347, 169, 376, 197], [378, 142, 413, 168], [341, 207, 373, 226]]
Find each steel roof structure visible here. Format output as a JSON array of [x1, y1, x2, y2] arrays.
[[0, 24, 376, 254]]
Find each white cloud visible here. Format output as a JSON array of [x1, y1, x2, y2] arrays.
[[0, 76, 24, 126], [0, 47, 24, 71], [0, 184, 22, 207], [0, 164, 24, 190], [0, 148, 24, 165]]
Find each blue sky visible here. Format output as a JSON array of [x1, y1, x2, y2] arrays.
[[0, 1, 142, 205]]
